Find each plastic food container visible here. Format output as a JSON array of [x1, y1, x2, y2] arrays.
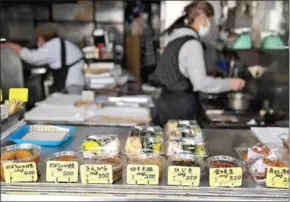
[[165, 120, 203, 141], [47, 151, 80, 162], [166, 138, 207, 156], [0, 143, 41, 182], [126, 153, 166, 180], [80, 154, 126, 183], [125, 126, 164, 157], [80, 135, 120, 158], [206, 155, 244, 169]]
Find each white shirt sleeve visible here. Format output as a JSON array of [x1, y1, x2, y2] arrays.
[[19, 47, 54, 66], [178, 40, 232, 93]]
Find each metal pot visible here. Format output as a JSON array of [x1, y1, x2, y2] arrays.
[[227, 93, 252, 111]]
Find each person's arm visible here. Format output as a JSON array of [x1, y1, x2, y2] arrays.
[[1, 42, 53, 66], [179, 40, 233, 93], [20, 46, 53, 66]]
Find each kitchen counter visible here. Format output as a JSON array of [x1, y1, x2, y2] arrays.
[[1, 122, 288, 201], [198, 95, 288, 129]]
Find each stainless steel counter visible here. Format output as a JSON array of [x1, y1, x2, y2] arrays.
[[1, 124, 289, 201]]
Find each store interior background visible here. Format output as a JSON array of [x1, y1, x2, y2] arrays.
[[0, 0, 289, 115]]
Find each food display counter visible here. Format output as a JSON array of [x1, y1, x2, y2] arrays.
[[1, 123, 288, 202]]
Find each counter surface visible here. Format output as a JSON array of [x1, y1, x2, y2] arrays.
[[1, 125, 289, 201]]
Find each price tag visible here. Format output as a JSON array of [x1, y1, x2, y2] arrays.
[[127, 165, 159, 185], [3, 162, 38, 183], [167, 166, 200, 186], [80, 164, 112, 184], [9, 88, 29, 102], [266, 167, 289, 189], [46, 161, 79, 183], [209, 167, 242, 187], [82, 90, 95, 101], [0, 89, 2, 101]]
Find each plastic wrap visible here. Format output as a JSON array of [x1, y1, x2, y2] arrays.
[[80, 135, 120, 158], [165, 120, 203, 141], [124, 126, 163, 157]]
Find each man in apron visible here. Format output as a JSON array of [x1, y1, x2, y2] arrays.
[[1, 23, 85, 94]]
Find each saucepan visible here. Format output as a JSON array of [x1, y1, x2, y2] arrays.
[[227, 92, 252, 111]]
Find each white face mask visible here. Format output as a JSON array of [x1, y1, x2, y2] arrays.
[[198, 20, 211, 37]]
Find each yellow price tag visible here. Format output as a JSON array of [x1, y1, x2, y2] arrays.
[[266, 167, 289, 189], [9, 88, 29, 102], [209, 167, 242, 187], [167, 166, 200, 186], [0, 89, 2, 101], [3, 162, 38, 183], [80, 164, 112, 184], [46, 161, 79, 183], [127, 165, 159, 185]]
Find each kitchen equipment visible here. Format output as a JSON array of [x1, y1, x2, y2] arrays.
[[227, 93, 252, 111]]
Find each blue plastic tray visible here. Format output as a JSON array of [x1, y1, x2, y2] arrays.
[[8, 125, 75, 147]]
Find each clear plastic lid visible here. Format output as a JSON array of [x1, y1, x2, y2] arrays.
[[80, 135, 120, 158], [166, 138, 207, 157], [124, 126, 164, 155], [165, 120, 202, 140]]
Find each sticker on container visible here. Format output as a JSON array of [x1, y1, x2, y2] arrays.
[[3, 162, 38, 183], [209, 167, 242, 187], [46, 161, 79, 183], [82, 90, 95, 101], [167, 166, 200, 186], [9, 88, 29, 102], [80, 164, 113, 184], [127, 165, 159, 185], [266, 167, 289, 189]]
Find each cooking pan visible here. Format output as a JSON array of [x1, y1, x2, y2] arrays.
[[227, 92, 252, 111]]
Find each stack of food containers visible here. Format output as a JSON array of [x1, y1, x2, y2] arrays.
[[165, 120, 208, 174], [124, 126, 165, 181]]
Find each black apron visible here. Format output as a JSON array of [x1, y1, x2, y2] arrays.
[[151, 32, 204, 126], [51, 38, 84, 93]]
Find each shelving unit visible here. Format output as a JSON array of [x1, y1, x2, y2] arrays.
[[0, 0, 125, 45]]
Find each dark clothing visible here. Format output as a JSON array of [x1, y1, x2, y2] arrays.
[[150, 35, 202, 126], [51, 38, 83, 93]]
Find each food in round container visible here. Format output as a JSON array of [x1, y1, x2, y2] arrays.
[[0, 144, 41, 182], [81, 155, 125, 183], [81, 135, 120, 158], [126, 154, 165, 179], [47, 151, 79, 162], [206, 155, 244, 169], [168, 154, 206, 174], [125, 126, 163, 155]]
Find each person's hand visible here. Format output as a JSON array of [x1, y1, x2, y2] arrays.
[[0, 42, 21, 55], [231, 78, 245, 91]]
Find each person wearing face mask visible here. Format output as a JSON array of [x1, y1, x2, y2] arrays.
[[150, 0, 246, 126], [1, 23, 85, 94]]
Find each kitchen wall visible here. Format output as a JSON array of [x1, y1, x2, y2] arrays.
[[0, 1, 125, 47]]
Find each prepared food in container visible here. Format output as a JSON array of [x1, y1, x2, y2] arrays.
[[81, 154, 125, 183], [126, 153, 165, 180], [81, 135, 120, 158], [125, 126, 163, 156], [166, 138, 206, 156], [0, 144, 41, 182], [47, 151, 79, 162], [166, 120, 202, 140], [235, 143, 288, 184], [206, 155, 244, 169]]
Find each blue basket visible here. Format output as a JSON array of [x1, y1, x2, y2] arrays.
[[8, 125, 75, 147]]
